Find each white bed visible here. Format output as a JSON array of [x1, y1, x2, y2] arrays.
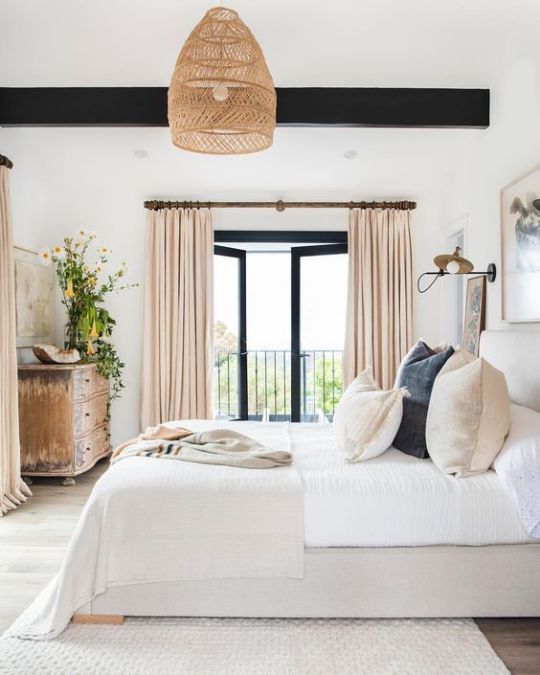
[[8, 331, 540, 639]]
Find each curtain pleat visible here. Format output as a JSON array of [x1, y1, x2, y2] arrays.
[[141, 208, 214, 429], [344, 208, 413, 390], [0, 165, 32, 515]]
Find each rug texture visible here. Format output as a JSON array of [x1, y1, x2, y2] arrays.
[[0, 617, 508, 675]]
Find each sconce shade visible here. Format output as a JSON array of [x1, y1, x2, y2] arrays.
[[433, 246, 474, 274], [168, 7, 276, 155]]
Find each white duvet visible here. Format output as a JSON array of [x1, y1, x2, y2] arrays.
[[292, 424, 531, 547], [6, 422, 303, 640]]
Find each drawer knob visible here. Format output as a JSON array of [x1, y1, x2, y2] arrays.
[[85, 412, 90, 417], [85, 378, 90, 383]]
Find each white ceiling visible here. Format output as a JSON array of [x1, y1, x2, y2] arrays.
[[1, 0, 539, 87]]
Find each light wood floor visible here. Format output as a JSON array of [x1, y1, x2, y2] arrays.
[[0, 460, 108, 633], [1, 462, 539, 674]]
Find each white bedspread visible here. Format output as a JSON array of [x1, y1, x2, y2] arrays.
[[292, 424, 531, 547], [7, 422, 303, 640]]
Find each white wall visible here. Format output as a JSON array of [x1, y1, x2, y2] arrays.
[[0, 124, 472, 443], [439, 56, 540, 332]]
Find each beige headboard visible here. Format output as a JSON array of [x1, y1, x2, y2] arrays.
[[480, 330, 540, 413]]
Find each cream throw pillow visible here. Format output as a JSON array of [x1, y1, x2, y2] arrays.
[[335, 368, 407, 462], [426, 356, 510, 477]]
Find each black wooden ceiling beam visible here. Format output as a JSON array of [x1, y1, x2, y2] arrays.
[[0, 87, 489, 128]]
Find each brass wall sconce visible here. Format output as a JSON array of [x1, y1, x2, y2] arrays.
[[417, 247, 496, 293]]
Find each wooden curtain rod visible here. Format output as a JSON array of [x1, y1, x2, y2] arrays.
[[0, 154, 13, 169], [144, 200, 417, 212]]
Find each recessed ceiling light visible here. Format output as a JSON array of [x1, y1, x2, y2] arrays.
[[343, 149, 358, 159], [134, 149, 148, 158]]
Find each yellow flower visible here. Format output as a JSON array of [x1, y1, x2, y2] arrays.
[[88, 276, 96, 288], [65, 278, 75, 298], [95, 266, 102, 274], [39, 249, 51, 265], [99, 246, 110, 255], [86, 337, 96, 356], [51, 245, 65, 258], [82, 264, 89, 273], [89, 320, 99, 338]]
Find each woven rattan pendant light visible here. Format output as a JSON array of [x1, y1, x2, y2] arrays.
[[168, 6, 276, 155]]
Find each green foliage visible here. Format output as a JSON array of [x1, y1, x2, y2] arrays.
[[212, 322, 344, 420], [43, 231, 137, 403], [312, 356, 343, 416]]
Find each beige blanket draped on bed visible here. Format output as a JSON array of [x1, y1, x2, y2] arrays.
[[112, 425, 293, 468], [344, 208, 413, 390]]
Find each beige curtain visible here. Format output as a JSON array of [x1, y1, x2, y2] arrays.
[[344, 208, 413, 390], [0, 163, 32, 515], [141, 208, 214, 428]]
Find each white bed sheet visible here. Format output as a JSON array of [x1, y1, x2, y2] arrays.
[[289, 423, 532, 547]]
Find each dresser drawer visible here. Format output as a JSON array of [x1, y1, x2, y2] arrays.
[[73, 393, 108, 438], [72, 367, 108, 402], [75, 424, 110, 470]]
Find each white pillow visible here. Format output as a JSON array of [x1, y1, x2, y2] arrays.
[[436, 346, 476, 376], [494, 403, 540, 539], [426, 356, 510, 477], [335, 367, 407, 462]]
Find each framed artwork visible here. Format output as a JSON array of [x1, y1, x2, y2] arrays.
[[13, 246, 56, 348], [463, 276, 486, 356], [501, 165, 540, 322]]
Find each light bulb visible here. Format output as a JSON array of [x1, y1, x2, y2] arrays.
[[212, 83, 229, 102], [446, 260, 461, 274]]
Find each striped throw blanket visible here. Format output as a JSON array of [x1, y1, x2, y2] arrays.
[[111, 425, 293, 469]]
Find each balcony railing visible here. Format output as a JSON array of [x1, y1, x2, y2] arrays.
[[214, 349, 344, 422]]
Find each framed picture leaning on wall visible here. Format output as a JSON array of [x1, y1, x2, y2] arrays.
[[13, 246, 56, 348], [501, 165, 540, 322], [463, 275, 486, 356]]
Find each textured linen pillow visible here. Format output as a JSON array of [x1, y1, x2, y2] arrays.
[[426, 357, 511, 477], [339, 367, 381, 396], [392, 341, 455, 458], [334, 368, 407, 462], [436, 346, 476, 376]]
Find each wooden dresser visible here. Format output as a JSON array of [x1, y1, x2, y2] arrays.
[[18, 363, 110, 485]]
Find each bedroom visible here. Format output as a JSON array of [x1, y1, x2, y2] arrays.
[[0, 0, 539, 673]]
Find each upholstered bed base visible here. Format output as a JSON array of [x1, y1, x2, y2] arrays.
[[77, 544, 540, 619]]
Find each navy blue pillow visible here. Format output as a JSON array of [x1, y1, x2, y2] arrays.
[[393, 341, 454, 459]]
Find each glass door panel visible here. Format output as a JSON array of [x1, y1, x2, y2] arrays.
[[246, 251, 291, 420], [213, 245, 247, 419], [291, 244, 348, 422]]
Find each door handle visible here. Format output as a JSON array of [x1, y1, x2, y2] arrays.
[[298, 352, 311, 358]]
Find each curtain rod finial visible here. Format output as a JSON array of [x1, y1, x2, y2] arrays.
[[0, 154, 13, 169]]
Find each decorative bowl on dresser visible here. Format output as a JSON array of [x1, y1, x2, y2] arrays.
[[18, 363, 111, 485]]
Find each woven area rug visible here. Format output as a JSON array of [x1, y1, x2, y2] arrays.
[[0, 617, 507, 675]]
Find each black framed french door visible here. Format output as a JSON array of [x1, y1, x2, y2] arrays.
[[214, 245, 248, 420], [214, 232, 347, 422], [290, 244, 348, 422]]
